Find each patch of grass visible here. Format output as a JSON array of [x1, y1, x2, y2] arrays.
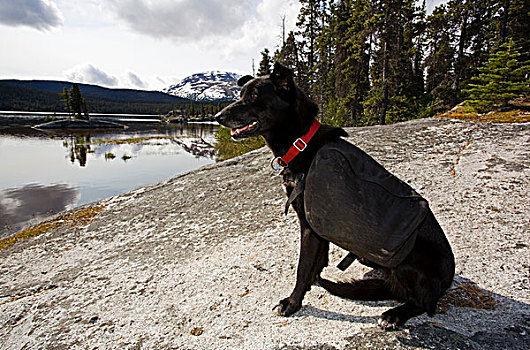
[[214, 126, 265, 161], [436, 109, 530, 123], [437, 281, 499, 313], [0, 206, 105, 251]]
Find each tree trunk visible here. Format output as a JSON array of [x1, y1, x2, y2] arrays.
[[500, 0, 510, 43], [452, 11, 468, 106], [380, 41, 389, 125]]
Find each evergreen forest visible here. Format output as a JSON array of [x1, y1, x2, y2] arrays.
[[259, 0, 529, 126], [0, 80, 230, 119], [0, 80, 190, 116]]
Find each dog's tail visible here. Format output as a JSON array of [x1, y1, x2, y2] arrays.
[[317, 277, 394, 301]]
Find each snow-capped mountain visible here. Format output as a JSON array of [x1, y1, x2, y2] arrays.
[[164, 71, 242, 102]]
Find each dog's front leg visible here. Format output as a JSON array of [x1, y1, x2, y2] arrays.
[[275, 219, 329, 317]]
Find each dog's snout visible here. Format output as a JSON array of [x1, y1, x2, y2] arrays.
[[215, 101, 239, 125], [214, 111, 224, 123], [215, 107, 230, 124]]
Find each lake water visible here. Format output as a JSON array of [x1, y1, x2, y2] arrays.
[[0, 112, 218, 238]]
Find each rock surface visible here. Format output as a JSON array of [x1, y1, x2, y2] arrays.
[[1, 118, 529, 349]]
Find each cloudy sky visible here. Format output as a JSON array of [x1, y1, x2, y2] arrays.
[[0, 0, 447, 91]]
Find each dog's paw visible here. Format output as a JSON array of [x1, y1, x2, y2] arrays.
[[377, 311, 403, 331], [273, 297, 301, 317]]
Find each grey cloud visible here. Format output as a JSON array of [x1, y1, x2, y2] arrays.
[[0, 183, 78, 238], [126, 72, 148, 89], [0, 0, 63, 30], [65, 64, 119, 87], [106, 0, 255, 41]]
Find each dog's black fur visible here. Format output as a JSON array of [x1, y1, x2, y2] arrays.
[[215, 62, 455, 330]]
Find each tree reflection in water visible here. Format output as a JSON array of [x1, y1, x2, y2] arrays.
[[64, 135, 93, 167]]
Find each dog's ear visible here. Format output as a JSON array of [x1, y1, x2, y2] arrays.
[[237, 75, 254, 87], [271, 62, 294, 94]]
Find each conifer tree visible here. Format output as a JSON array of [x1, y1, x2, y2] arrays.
[[364, 0, 425, 125], [464, 39, 530, 111], [446, 0, 501, 106], [279, 31, 299, 69], [424, 4, 456, 113], [278, 31, 304, 87], [496, 0, 529, 61], [60, 84, 89, 120], [312, 0, 333, 118], [326, 0, 371, 126], [69, 83, 84, 120], [296, 0, 323, 95], [258, 48, 272, 76], [60, 87, 71, 117], [81, 97, 89, 120]]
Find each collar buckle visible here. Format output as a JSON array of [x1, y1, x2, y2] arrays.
[[293, 138, 307, 152]]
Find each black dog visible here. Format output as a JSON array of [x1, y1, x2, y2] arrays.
[[215, 62, 455, 330]]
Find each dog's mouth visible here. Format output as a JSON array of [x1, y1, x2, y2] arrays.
[[230, 121, 260, 139]]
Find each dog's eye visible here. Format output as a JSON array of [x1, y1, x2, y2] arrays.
[[251, 93, 258, 101]]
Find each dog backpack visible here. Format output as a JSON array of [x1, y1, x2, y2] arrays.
[[304, 139, 429, 268]]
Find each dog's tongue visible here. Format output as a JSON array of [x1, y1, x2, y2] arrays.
[[231, 122, 257, 136], [230, 127, 245, 136]]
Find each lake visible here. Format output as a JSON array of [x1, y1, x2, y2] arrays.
[[0, 112, 218, 238]]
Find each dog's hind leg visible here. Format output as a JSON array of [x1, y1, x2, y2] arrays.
[[275, 222, 329, 317], [379, 211, 455, 329], [376, 264, 439, 330], [378, 301, 424, 330]]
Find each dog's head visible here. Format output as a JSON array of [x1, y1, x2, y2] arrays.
[[215, 62, 318, 141]]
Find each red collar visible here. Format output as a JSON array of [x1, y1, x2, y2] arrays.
[[274, 119, 321, 168]]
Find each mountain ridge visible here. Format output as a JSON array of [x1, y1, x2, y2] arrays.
[[1, 79, 187, 103], [164, 71, 241, 101], [0, 79, 189, 114]]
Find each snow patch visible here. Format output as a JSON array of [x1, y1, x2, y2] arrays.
[[164, 71, 241, 102]]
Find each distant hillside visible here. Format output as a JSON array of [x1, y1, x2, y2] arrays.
[[164, 71, 241, 101], [0, 80, 190, 114]]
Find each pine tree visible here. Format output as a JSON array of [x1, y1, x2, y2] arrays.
[[296, 0, 323, 95], [497, 0, 530, 61], [69, 84, 84, 120], [363, 0, 426, 125], [60, 84, 89, 120], [312, 0, 333, 118], [60, 87, 71, 117], [389, 0, 426, 123], [81, 98, 89, 120], [424, 4, 456, 113], [464, 38, 530, 112], [258, 48, 272, 76], [279, 31, 299, 68], [326, 0, 371, 126], [446, 0, 501, 106]]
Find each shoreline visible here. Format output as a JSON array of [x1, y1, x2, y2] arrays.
[[1, 118, 529, 349]]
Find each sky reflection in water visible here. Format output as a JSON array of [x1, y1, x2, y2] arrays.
[[0, 123, 217, 238]]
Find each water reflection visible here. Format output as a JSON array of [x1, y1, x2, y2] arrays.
[[64, 135, 92, 166], [0, 120, 218, 238], [0, 184, 79, 238]]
